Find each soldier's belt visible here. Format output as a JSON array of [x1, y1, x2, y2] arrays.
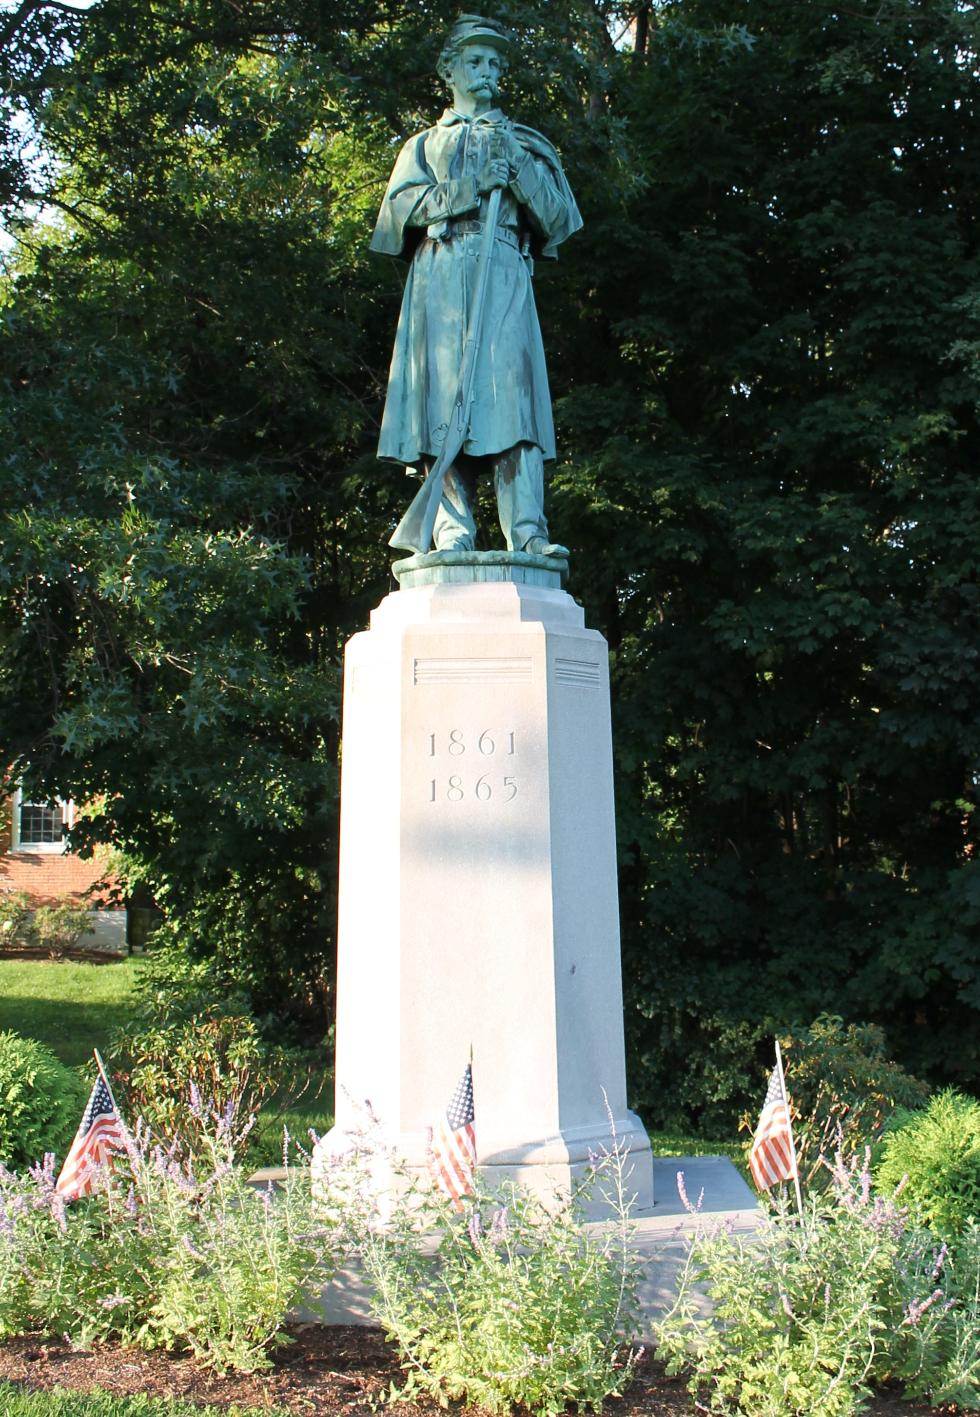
[[443, 219, 521, 249]]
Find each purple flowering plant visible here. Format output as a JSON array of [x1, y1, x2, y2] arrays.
[[655, 1144, 980, 1416], [354, 1133, 643, 1417], [0, 1088, 346, 1371]]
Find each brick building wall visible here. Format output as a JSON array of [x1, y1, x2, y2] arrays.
[[0, 796, 127, 951], [0, 800, 114, 906]]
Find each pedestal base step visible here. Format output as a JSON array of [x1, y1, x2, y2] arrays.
[[288, 1155, 759, 1331]]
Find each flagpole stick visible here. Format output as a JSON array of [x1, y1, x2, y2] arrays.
[[89, 1049, 117, 1215], [775, 1040, 804, 1218], [93, 1048, 122, 1114]]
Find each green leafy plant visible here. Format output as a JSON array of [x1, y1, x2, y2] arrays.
[[30, 900, 95, 957], [143, 1099, 337, 1372], [0, 1091, 343, 1371], [111, 944, 320, 1164], [764, 1015, 930, 1186], [875, 1089, 980, 1240], [656, 1148, 980, 1416], [0, 1031, 87, 1172], [126, 936, 250, 1024], [0, 1149, 160, 1348], [356, 1143, 642, 1417], [0, 890, 32, 949], [882, 1220, 980, 1407], [112, 1009, 271, 1161]]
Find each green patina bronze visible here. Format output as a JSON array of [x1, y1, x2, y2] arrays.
[[391, 548, 569, 589], [372, 14, 582, 563]]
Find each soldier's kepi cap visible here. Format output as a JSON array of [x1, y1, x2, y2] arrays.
[[447, 14, 514, 52]]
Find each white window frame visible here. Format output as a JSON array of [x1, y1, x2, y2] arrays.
[[9, 789, 74, 854]]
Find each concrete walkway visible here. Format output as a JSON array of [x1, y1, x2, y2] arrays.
[[309, 1155, 759, 1331], [635, 1156, 759, 1325]]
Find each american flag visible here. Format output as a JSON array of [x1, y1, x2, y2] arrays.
[[749, 1063, 798, 1191], [56, 1071, 129, 1200], [429, 1062, 477, 1208]]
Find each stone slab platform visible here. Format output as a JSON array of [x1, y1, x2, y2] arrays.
[[296, 1155, 759, 1333]]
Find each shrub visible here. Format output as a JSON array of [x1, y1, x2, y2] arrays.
[[0, 894, 96, 957], [112, 1009, 271, 1161], [885, 1220, 980, 1407], [0, 1094, 343, 1370], [146, 1106, 339, 1371], [110, 940, 321, 1164], [126, 934, 250, 1023], [0, 1032, 87, 1172], [0, 890, 32, 949], [355, 1144, 642, 1416], [875, 1089, 980, 1240], [655, 1149, 980, 1416], [760, 1015, 929, 1186], [31, 901, 95, 957]]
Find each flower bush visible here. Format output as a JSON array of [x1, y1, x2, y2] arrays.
[[355, 1141, 643, 1417], [0, 1093, 343, 1372], [655, 1149, 980, 1417]]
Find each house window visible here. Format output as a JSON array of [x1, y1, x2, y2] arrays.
[[10, 790, 73, 853]]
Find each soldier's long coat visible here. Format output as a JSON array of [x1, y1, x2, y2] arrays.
[[371, 108, 582, 467]]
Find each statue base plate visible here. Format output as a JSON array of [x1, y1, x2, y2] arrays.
[[392, 549, 569, 590]]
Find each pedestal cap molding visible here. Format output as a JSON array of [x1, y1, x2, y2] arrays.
[[371, 577, 586, 631]]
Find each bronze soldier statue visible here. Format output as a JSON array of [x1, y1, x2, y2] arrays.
[[371, 14, 582, 557]]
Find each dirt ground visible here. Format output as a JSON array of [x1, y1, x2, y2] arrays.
[[0, 1325, 977, 1416]]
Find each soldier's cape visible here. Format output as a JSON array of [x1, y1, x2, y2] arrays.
[[370, 114, 582, 264]]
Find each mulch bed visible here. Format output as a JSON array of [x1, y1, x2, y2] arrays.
[[0, 945, 127, 964], [0, 1325, 977, 1415]]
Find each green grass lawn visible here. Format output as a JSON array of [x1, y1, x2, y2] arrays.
[[647, 1127, 750, 1183], [0, 1386, 287, 1416], [0, 957, 145, 1069], [0, 956, 334, 1157], [250, 1081, 335, 1168]]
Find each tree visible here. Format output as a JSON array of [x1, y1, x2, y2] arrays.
[[0, 0, 641, 1028], [1, 0, 978, 1122], [542, 0, 980, 1125], [0, 0, 404, 1022]]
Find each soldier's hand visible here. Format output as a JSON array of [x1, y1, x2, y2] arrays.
[[495, 131, 527, 174], [477, 157, 510, 194]]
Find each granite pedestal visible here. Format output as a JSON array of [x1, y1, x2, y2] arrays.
[[314, 552, 652, 1213]]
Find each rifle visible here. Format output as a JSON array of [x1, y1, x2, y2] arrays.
[[388, 139, 505, 556]]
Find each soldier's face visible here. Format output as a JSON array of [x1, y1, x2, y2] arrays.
[[450, 43, 504, 107]]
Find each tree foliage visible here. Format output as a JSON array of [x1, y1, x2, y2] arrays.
[[0, 0, 978, 1121], [568, 0, 980, 1127]]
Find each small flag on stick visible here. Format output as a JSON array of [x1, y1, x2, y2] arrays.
[[749, 1042, 803, 1213], [429, 1062, 477, 1209], [56, 1051, 129, 1200]]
